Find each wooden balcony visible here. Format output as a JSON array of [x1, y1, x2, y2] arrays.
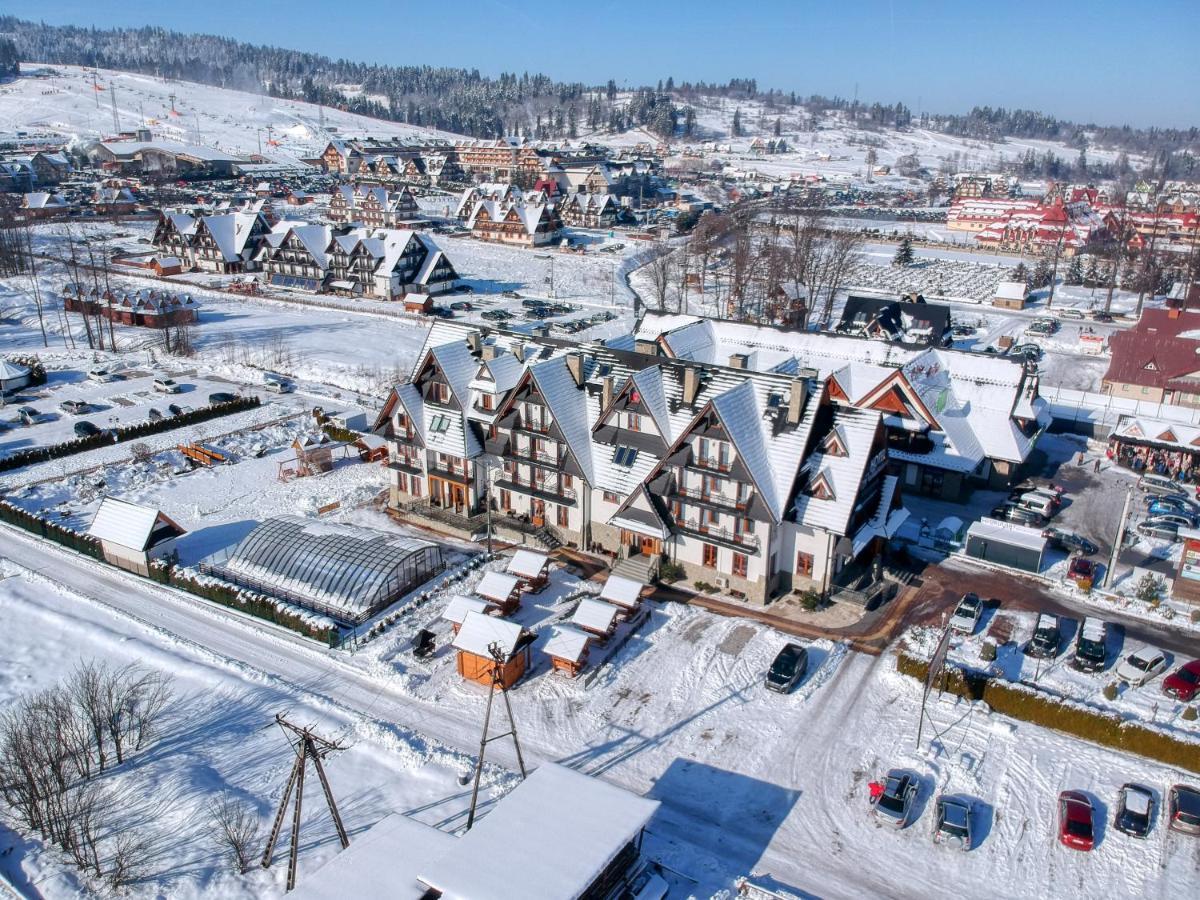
[[677, 519, 760, 553]]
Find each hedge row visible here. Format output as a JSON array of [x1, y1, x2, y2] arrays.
[[0, 499, 104, 559], [896, 652, 1200, 774], [0, 397, 262, 472]]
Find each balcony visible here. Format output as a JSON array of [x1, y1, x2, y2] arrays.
[[512, 412, 554, 436], [426, 462, 472, 484], [389, 427, 421, 447], [677, 519, 760, 553], [673, 482, 753, 513], [388, 458, 422, 476], [509, 441, 564, 469], [494, 476, 577, 505], [689, 453, 733, 474]]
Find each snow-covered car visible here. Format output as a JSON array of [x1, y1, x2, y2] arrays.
[[153, 377, 181, 394], [1115, 645, 1167, 686], [1135, 520, 1181, 542], [1025, 613, 1061, 659], [1113, 783, 1154, 838], [1163, 659, 1200, 702], [73, 420, 101, 438], [87, 365, 115, 382], [1072, 618, 1108, 672], [1168, 784, 1200, 836], [932, 795, 973, 850], [59, 399, 90, 415], [872, 770, 919, 828], [1058, 791, 1095, 850], [17, 406, 40, 426], [948, 593, 983, 634], [1059, 308, 1085, 320]]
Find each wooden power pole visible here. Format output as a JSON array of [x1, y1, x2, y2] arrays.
[[262, 715, 350, 892], [465, 641, 528, 831]]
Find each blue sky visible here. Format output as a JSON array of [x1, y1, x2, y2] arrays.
[[6, 0, 1198, 127]]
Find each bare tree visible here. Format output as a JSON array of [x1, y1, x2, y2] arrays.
[[643, 239, 675, 312], [210, 792, 262, 874]]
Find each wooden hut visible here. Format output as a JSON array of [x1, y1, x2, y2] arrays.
[[571, 598, 620, 643], [452, 611, 532, 689], [507, 549, 550, 593], [543, 626, 590, 677], [87, 497, 185, 576], [474, 570, 523, 616], [599, 574, 644, 620], [441, 595, 496, 634]]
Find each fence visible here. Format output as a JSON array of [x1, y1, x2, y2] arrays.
[[1040, 384, 1200, 437]]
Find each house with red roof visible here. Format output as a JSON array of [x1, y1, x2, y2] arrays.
[[1103, 308, 1200, 406]]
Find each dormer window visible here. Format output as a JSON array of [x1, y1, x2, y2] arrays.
[[807, 472, 835, 501], [823, 430, 848, 457]]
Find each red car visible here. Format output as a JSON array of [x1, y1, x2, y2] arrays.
[[1163, 659, 1200, 702], [1067, 557, 1095, 586], [1059, 791, 1095, 850]]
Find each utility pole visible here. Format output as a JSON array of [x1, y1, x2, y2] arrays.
[[110, 85, 120, 135], [262, 716, 350, 892], [465, 641, 528, 831], [1046, 221, 1067, 308], [1105, 487, 1134, 589], [92, 70, 100, 108]]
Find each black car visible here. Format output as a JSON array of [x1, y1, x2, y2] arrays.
[[168, 403, 185, 416], [1114, 783, 1154, 838], [73, 420, 101, 438], [1042, 528, 1098, 556], [1026, 613, 1061, 659], [765, 643, 809, 693], [208, 392, 237, 404], [1072, 617, 1108, 672]]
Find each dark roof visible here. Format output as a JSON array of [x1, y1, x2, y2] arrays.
[[1103, 309, 1200, 390], [836, 295, 952, 346]]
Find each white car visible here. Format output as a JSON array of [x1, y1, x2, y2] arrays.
[[264, 378, 295, 394], [88, 365, 115, 383], [949, 593, 983, 634], [1115, 646, 1168, 686], [153, 377, 181, 394], [1060, 308, 1086, 320]]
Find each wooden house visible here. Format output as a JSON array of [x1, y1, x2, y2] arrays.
[[993, 280, 1029, 310], [441, 595, 496, 633], [543, 626, 590, 677], [507, 549, 550, 593], [599, 574, 644, 620], [87, 497, 185, 576], [452, 611, 532, 689], [474, 570, 523, 616], [570, 598, 620, 643]]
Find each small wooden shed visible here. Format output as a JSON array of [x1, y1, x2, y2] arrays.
[[599, 575, 644, 619], [571, 598, 620, 643], [292, 434, 336, 474], [452, 611, 532, 690], [507, 549, 550, 593], [474, 570, 523, 616], [440, 595, 496, 633], [87, 497, 186, 576], [543, 626, 591, 677]]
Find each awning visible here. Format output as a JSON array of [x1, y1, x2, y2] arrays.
[[609, 514, 668, 540], [328, 279, 356, 291]]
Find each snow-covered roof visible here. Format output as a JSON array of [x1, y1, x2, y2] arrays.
[[474, 571, 521, 603], [452, 610, 525, 659], [88, 497, 182, 551], [793, 407, 882, 535], [0, 359, 31, 380], [417, 763, 659, 900], [966, 518, 1047, 553], [995, 281, 1029, 300], [200, 211, 261, 261], [441, 595, 495, 626], [598, 575, 643, 609], [542, 626, 591, 664], [507, 549, 549, 580], [571, 598, 620, 634]]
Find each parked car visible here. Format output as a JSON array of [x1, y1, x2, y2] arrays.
[[59, 399, 90, 415], [87, 366, 115, 382], [1060, 308, 1085, 320], [1072, 617, 1108, 672], [1135, 519, 1181, 542], [481, 310, 511, 322], [503, 290, 522, 299], [1058, 791, 1096, 850], [1067, 556, 1096, 586], [764, 643, 809, 693], [948, 593, 983, 634], [872, 770, 919, 828], [1145, 492, 1195, 513], [951, 325, 975, 337], [1010, 343, 1042, 361], [1144, 512, 1196, 530], [147, 407, 164, 423], [991, 502, 1044, 526], [73, 420, 101, 438], [449, 301, 472, 311], [1015, 493, 1055, 519], [1091, 310, 1114, 323], [1138, 472, 1185, 496], [1022, 486, 1064, 510], [1163, 659, 1200, 702], [1115, 645, 1168, 686], [1026, 613, 1061, 659], [1113, 783, 1154, 838], [17, 406, 39, 426], [264, 378, 295, 394], [1043, 528, 1097, 556], [153, 377, 181, 394], [208, 392, 237, 404], [932, 795, 973, 850], [1167, 784, 1200, 836]]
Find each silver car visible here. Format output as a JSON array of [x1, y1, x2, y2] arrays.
[[933, 795, 974, 850], [872, 769, 919, 828]]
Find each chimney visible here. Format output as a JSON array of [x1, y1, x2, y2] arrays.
[[466, 331, 482, 354], [602, 375, 614, 411], [513, 342, 526, 363], [787, 378, 807, 426], [566, 352, 585, 387], [728, 353, 748, 369], [481, 343, 499, 361], [683, 367, 700, 406], [635, 338, 658, 356]]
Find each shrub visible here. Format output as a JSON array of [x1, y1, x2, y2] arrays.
[[1183, 706, 1198, 722], [981, 640, 997, 662], [659, 561, 685, 583], [798, 589, 822, 611], [1103, 682, 1119, 701], [1192, 609, 1200, 625]]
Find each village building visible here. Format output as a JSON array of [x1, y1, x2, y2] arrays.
[[87, 498, 186, 577], [993, 281, 1030, 310], [468, 200, 563, 247], [20, 191, 72, 219], [452, 610, 533, 689], [834, 295, 953, 347], [189, 210, 271, 273], [440, 595, 496, 633], [1103, 307, 1200, 406], [558, 192, 620, 229], [325, 227, 458, 301], [61, 284, 199, 328], [87, 139, 243, 178], [328, 184, 421, 228]]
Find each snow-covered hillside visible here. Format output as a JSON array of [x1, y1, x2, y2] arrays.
[[0, 64, 460, 157]]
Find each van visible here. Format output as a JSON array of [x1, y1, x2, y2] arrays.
[[1138, 472, 1185, 497], [1016, 493, 1055, 518], [1060, 308, 1085, 320]]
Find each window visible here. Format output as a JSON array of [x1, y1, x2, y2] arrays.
[[563, 474, 573, 489], [500, 489, 512, 511], [603, 491, 620, 504], [481, 393, 494, 411], [718, 441, 730, 468], [627, 413, 641, 432], [557, 505, 569, 527], [796, 551, 814, 577], [613, 446, 639, 467], [703, 543, 718, 569], [411, 478, 422, 498], [429, 413, 451, 433], [395, 472, 407, 492], [704, 507, 719, 525], [732, 553, 748, 578], [704, 474, 721, 495]]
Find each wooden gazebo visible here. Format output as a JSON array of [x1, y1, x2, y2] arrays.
[[474, 571, 524, 616]]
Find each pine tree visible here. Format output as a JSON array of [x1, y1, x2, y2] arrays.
[[1083, 255, 1100, 287], [1011, 262, 1030, 287], [1065, 255, 1084, 286], [731, 108, 742, 137], [1033, 254, 1052, 289], [774, 117, 782, 137], [893, 237, 915, 267]]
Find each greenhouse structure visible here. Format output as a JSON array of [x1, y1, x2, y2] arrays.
[[205, 516, 444, 624]]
